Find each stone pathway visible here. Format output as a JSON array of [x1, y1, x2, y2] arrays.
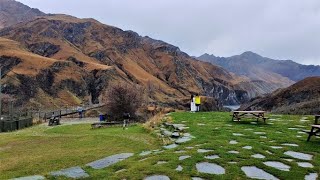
[[86, 153, 134, 169], [50, 166, 89, 179], [284, 151, 313, 161], [263, 161, 290, 171], [241, 166, 278, 180], [196, 162, 225, 175], [251, 154, 265, 159], [12, 175, 45, 180], [305, 173, 318, 180], [144, 175, 170, 180]]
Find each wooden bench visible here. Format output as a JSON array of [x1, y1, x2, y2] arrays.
[[231, 111, 267, 123], [48, 117, 60, 126], [307, 125, 320, 141]]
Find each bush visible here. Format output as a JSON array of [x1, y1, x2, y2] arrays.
[[104, 83, 144, 120]]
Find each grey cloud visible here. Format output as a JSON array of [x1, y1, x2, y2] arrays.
[[17, 0, 320, 65]]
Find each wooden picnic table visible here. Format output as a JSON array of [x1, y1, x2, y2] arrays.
[[307, 125, 320, 141], [315, 115, 320, 125], [231, 111, 267, 123]]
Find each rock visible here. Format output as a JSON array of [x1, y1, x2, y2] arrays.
[[229, 140, 238, 144], [233, 133, 244, 136], [163, 144, 178, 149], [175, 137, 192, 144], [205, 155, 220, 159], [284, 151, 313, 161], [241, 166, 279, 180], [191, 177, 204, 180], [50, 166, 89, 179], [197, 149, 214, 153], [12, 175, 45, 180], [139, 151, 152, 156], [282, 143, 299, 147], [297, 162, 314, 168], [263, 161, 290, 171], [185, 146, 194, 149], [228, 151, 239, 154], [144, 175, 170, 180], [270, 146, 283, 149], [305, 173, 318, 180], [254, 132, 266, 135], [251, 154, 265, 159], [243, 146, 252, 150], [266, 150, 273, 154], [179, 155, 191, 161], [115, 169, 126, 173], [283, 159, 294, 162], [175, 150, 187, 153], [162, 130, 172, 137], [171, 132, 180, 138], [196, 162, 225, 175], [156, 161, 167, 165], [175, 165, 183, 171], [86, 153, 134, 169]]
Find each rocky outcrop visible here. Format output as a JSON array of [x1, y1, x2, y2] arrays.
[[28, 42, 60, 57]]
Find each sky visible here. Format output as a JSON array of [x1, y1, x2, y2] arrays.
[[17, 0, 320, 65]]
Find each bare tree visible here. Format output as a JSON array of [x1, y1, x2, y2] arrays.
[[104, 83, 144, 120]]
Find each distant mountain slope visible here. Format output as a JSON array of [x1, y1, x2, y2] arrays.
[[240, 77, 320, 115], [0, 14, 256, 108], [0, 0, 45, 29], [198, 51, 320, 82]]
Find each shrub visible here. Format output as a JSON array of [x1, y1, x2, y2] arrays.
[[104, 83, 144, 120]]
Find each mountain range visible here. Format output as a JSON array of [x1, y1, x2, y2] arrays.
[[0, 0, 319, 112], [198, 52, 320, 86]]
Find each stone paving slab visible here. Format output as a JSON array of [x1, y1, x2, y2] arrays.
[[263, 161, 290, 171], [196, 162, 225, 175], [145, 175, 170, 180], [284, 151, 313, 161], [305, 173, 318, 180], [50, 166, 89, 179], [86, 153, 134, 169], [12, 175, 45, 180], [241, 166, 279, 180]]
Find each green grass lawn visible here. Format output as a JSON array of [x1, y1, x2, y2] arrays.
[[0, 112, 319, 179], [0, 123, 161, 179]]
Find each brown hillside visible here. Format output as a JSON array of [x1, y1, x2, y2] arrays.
[[0, 14, 253, 109], [240, 77, 320, 114]]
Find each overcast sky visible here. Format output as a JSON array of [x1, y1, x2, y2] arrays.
[[17, 0, 320, 65]]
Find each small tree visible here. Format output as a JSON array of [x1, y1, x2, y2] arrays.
[[104, 83, 144, 120]]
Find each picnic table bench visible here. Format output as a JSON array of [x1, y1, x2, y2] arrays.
[[307, 125, 320, 141], [231, 111, 267, 123], [48, 117, 60, 126], [305, 115, 320, 141]]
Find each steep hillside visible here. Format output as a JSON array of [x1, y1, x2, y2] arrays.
[[0, 0, 45, 29], [240, 77, 320, 115], [198, 51, 320, 82], [0, 14, 253, 109]]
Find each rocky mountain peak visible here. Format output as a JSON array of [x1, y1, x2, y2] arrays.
[[0, 0, 45, 29]]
